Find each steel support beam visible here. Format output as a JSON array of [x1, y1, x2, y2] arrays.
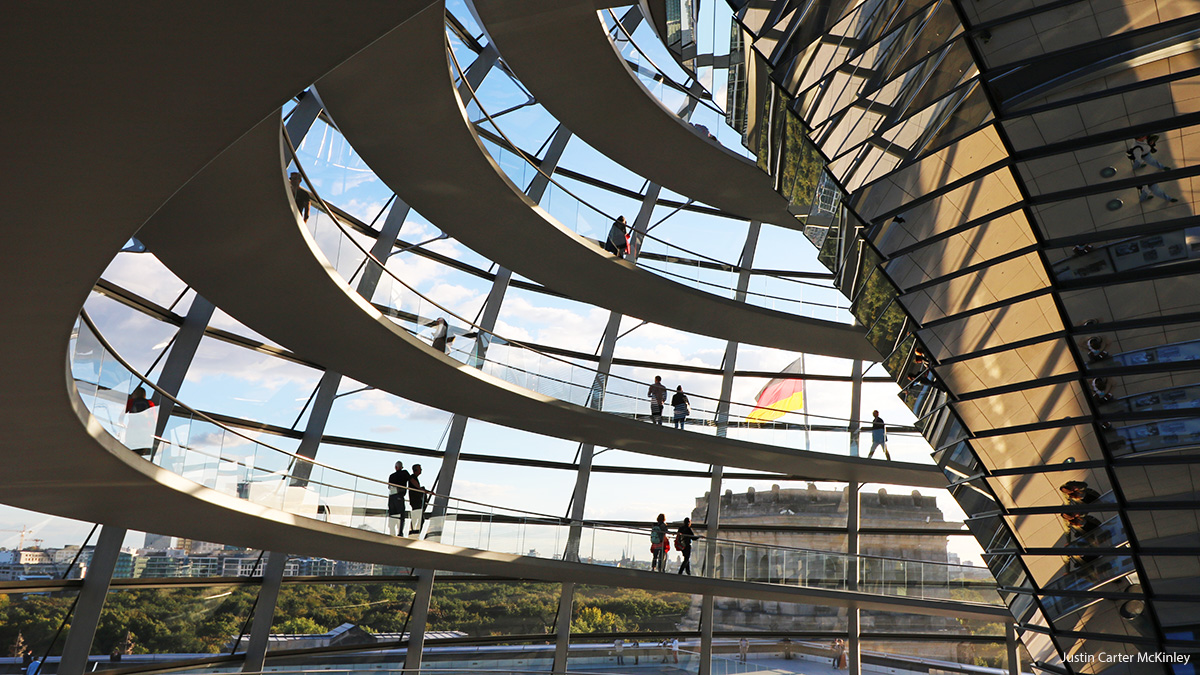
[[555, 181, 661, 673], [58, 526, 126, 675], [1007, 622, 1020, 675], [552, 581, 578, 674], [241, 551, 289, 672], [284, 88, 324, 148], [404, 570, 437, 671], [700, 221, 760, 675], [847, 359, 863, 675], [150, 294, 215, 441]]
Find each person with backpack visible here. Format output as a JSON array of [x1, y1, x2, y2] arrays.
[[675, 517, 697, 575], [671, 386, 690, 430], [650, 513, 670, 572], [1127, 134, 1169, 171]]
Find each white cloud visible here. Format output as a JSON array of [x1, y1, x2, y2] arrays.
[[342, 389, 447, 422]]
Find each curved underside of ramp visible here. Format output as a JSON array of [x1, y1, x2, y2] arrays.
[[2, 0, 437, 535], [137, 115, 943, 488], [474, 0, 799, 229], [0, 3, 975, 619], [314, 4, 878, 361]]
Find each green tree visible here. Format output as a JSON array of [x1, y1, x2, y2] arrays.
[[274, 617, 327, 635], [570, 606, 627, 634]]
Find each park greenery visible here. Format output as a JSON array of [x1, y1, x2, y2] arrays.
[[2, 582, 692, 657]]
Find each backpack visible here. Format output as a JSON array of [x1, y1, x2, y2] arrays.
[[673, 533, 683, 549]]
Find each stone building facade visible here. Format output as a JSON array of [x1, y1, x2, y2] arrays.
[[679, 485, 975, 659]]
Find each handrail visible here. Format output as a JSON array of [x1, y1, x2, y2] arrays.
[[74, 310, 990, 575]]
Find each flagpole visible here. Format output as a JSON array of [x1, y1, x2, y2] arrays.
[[801, 353, 811, 450]]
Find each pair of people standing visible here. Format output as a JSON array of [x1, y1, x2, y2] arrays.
[[387, 461, 428, 537], [648, 375, 690, 429], [649, 514, 697, 574]]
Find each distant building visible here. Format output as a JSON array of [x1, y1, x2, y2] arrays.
[[222, 623, 466, 652], [143, 533, 173, 550], [0, 549, 51, 565], [681, 486, 970, 659]]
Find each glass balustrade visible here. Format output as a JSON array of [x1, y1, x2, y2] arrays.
[[68, 314, 996, 606], [293, 132, 879, 459], [303, 203, 888, 454], [600, 9, 751, 158], [447, 35, 839, 320]]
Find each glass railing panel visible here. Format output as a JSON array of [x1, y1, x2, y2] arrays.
[[446, 27, 849, 323], [75, 272, 992, 608], [303, 188, 883, 458]]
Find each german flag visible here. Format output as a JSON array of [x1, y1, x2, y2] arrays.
[[747, 357, 805, 423]]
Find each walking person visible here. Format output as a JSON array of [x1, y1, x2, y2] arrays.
[[739, 637, 749, 662], [1137, 183, 1178, 203], [1128, 136, 1169, 171], [867, 410, 890, 460], [676, 517, 697, 575], [632, 639, 640, 665], [605, 216, 629, 258], [408, 464, 426, 536], [671, 386, 690, 430], [614, 638, 625, 665], [648, 375, 667, 424], [1060, 481, 1101, 505], [650, 513, 670, 572], [289, 172, 311, 222], [671, 637, 679, 664], [387, 461, 410, 536]]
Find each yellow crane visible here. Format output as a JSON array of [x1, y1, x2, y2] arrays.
[[0, 525, 35, 549]]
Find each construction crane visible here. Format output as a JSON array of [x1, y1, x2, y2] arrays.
[[0, 525, 35, 549]]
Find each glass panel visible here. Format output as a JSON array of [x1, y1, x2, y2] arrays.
[[93, 585, 256, 656], [0, 591, 79, 663], [571, 584, 693, 635]]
